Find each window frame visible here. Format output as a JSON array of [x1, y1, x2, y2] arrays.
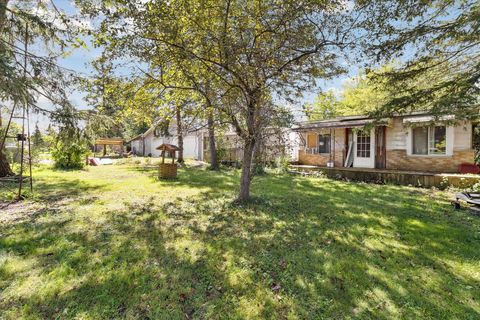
[[356, 130, 371, 158], [411, 125, 447, 156], [317, 134, 331, 154]]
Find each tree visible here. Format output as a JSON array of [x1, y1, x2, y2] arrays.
[[303, 90, 341, 120], [84, 0, 371, 201], [361, 0, 479, 119], [0, 0, 85, 177], [305, 67, 392, 119], [32, 122, 44, 148]]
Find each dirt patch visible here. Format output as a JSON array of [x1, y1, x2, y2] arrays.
[[0, 201, 48, 224]]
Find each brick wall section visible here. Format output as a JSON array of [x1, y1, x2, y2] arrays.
[[386, 149, 475, 173], [298, 128, 346, 167], [298, 149, 345, 167]]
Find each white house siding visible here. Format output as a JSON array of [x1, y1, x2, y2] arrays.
[[148, 134, 177, 157], [140, 130, 201, 159], [144, 136, 152, 157], [386, 118, 407, 151], [385, 118, 472, 153], [183, 135, 199, 158], [130, 140, 143, 155], [454, 121, 472, 151]]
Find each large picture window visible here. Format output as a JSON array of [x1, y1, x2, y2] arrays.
[[356, 130, 371, 158], [318, 134, 331, 154], [412, 125, 446, 155]]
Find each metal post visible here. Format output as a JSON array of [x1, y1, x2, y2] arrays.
[[18, 23, 28, 200], [26, 103, 33, 193]]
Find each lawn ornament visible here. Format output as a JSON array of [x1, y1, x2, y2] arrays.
[[157, 144, 180, 179]]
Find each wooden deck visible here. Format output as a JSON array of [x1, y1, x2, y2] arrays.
[[289, 165, 480, 188]]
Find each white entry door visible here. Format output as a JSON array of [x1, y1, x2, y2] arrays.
[[353, 128, 375, 168]]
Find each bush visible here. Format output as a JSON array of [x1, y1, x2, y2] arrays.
[[273, 156, 290, 173], [472, 180, 480, 192], [51, 140, 89, 169]]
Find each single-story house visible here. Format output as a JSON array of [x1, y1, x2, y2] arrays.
[[128, 120, 203, 159], [293, 113, 478, 173]]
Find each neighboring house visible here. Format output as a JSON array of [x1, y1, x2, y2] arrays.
[[128, 120, 203, 160], [132, 124, 298, 163], [293, 113, 478, 173]]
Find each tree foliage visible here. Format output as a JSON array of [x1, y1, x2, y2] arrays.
[[305, 67, 392, 120], [361, 0, 480, 119], [0, 0, 94, 176], [80, 0, 371, 200]]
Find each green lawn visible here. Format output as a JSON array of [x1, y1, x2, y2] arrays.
[[1, 163, 479, 319]]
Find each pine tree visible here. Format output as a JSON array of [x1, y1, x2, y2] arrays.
[[32, 123, 44, 149]]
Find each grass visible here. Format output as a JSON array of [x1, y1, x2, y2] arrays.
[[1, 162, 479, 319]]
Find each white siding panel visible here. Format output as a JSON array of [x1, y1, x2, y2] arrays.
[[182, 135, 198, 158], [453, 121, 472, 151], [386, 118, 407, 150], [130, 140, 142, 155], [144, 134, 152, 156], [446, 126, 454, 156]]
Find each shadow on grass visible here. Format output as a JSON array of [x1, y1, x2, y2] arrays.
[[126, 164, 241, 193], [33, 176, 108, 203], [163, 178, 480, 319], [1, 168, 479, 319]]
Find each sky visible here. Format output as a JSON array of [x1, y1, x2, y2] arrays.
[[28, 0, 360, 131]]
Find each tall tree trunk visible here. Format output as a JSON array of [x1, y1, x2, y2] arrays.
[[176, 106, 184, 163], [0, 149, 14, 177], [207, 109, 218, 170], [238, 138, 255, 201], [0, 0, 14, 177]]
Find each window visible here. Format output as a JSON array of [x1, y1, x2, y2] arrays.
[[318, 134, 331, 153], [412, 127, 428, 155], [429, 126, 446, 154], [356, 130, 371, 158], [412, 125, 446, 155]]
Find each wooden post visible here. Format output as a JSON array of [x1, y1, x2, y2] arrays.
[[161, 148, 165, 164], [103, 144, 107, 157]]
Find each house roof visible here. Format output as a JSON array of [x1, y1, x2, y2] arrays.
[[128, 118, 204, 143], [293, 111, 457, 131], [403, 114, 455, 124], [127, 134, 143, 143], [294, 115, 388, 131]]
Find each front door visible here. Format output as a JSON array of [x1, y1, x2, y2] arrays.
[[353, 128, 375, 168], [375, 126, 386, 169]]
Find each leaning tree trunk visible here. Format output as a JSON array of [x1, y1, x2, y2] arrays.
[[176, 106, 184, 163], [207, 109, 219, 170], [238, 138, 256, 201]]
